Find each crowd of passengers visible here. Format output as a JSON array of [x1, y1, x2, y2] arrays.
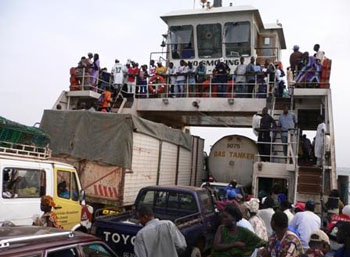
[[68, 44, 328, 112], [202, 179, 350, 257]]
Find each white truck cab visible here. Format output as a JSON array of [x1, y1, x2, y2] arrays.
[[0, 141, 92, 231]]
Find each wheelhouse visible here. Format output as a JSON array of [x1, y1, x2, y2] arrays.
[[161, 5, 286, 72]]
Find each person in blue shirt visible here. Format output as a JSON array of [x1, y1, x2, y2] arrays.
[[57, 181, 70, 199], [225, 180, 241, 200]]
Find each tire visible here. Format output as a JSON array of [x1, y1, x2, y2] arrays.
[[191, 247, 201, 257]]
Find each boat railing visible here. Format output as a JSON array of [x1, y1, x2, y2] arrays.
[[120, 73, 279, 99], [288, 69, 330, 89], [68, 67, 330, 101], [255, 128, 299, 167]]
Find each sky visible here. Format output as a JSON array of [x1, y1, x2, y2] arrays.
[[0, 0, 349, 167]]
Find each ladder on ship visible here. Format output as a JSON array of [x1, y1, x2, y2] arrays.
[[111, 89, 128, 114], [268, 91, 295, 164], [269, 90, 330, 212]]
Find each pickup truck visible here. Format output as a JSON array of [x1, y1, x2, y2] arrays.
[[92, 185, 219, 257]]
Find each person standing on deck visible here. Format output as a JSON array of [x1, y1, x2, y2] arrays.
[[167, 62, 177, 97], [258, 107, 276, 162], [111, 59, 124, 96], [91, 53, 100, 91], [246, 56, 257, 98], [314, 116, 326, 167], [289, 45, 303, 74], [134, 205, 187, 257], [234, 57, 247, 98], [186, 61, 196, 96], [279, 105, 297, 158], [214, 57, 230, 97], [175, 60, 186, 97], [149, 59, 156, 78], [195, 61, 207, 96], [313, 44, 325, 64]]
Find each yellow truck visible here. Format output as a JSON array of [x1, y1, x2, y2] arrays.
[[0, 141, 93, 231]]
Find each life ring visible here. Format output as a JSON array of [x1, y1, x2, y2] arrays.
[[148, 75, 166, 94]]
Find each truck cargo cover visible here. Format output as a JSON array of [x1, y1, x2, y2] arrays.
[[40, 110, 192, 168]]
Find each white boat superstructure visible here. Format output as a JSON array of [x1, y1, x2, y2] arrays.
[[53, 1, 338, 208]]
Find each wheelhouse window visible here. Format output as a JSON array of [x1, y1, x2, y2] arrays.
[[169, 25, 195, 59], [197, 23, 222, 58], [224, 22, 251, 57], [260, 36, 274, 57]]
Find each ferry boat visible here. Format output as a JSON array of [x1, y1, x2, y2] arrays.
[[52, 0, 341, 212]]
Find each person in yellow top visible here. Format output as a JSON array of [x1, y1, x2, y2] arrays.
[[155, 61, 167, 78]]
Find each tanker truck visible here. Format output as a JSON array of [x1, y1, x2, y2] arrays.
[[207, 135, 258, 199], [207, 134, 342, 209], [207, 134, 304, 205], [208, 135, 258, 187]]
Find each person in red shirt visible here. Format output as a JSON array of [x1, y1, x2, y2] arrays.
[[127, 62, 139, 96], [327, 205, 350, 233]]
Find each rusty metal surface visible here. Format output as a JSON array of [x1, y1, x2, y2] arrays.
[[79, 161, 123, 202]]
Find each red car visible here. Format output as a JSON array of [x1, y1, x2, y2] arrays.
[[0, 226, 117, 257]]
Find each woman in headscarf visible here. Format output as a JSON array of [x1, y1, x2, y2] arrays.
[[34, 195, 63, 229], [245, 198, 268, 241], [212, 205, 266, 257]]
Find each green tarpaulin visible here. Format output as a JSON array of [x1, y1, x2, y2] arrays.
[[0, 116, 50, 147], [40, 110, 192, 169]]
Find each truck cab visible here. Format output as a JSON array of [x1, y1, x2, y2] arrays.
[[0, 141, 92, 231]]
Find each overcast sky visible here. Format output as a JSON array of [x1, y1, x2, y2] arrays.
[[1, 0, 349, 167]]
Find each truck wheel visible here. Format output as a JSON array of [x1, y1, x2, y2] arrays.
[[191, 247, 201, 257]]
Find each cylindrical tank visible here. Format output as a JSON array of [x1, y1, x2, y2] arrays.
[[208, 135, 258, 187]]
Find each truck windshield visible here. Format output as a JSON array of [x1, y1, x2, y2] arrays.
[[224, 22, 250, 57], [197, 23, 222, 58], [169, 25, 195, 59]]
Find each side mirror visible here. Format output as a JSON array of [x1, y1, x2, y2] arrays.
[[80, 189, 86, 204]]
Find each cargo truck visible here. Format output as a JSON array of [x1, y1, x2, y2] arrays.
[[40, 110, 205, 210]]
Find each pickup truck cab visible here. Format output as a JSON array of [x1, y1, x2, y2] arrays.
[[92, 185, 219, 257], [0, 141, 92, 231]]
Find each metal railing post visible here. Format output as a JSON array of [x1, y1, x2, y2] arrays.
[[82, 68, 85, 90], [209, 76, 212, 98]]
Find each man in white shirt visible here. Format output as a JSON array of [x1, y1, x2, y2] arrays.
[[175, 60, 186, 97], [258, 196, 275, 237], [134, 205, 187, 257], [111, 59, 124, 95], [166, 62, 177, 97], [314, 44, 325, 64], [234, 57, 247, 98], [280, 200, 294, 225], [289, 200, 321, 251], [315, 116, 326, 167]]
